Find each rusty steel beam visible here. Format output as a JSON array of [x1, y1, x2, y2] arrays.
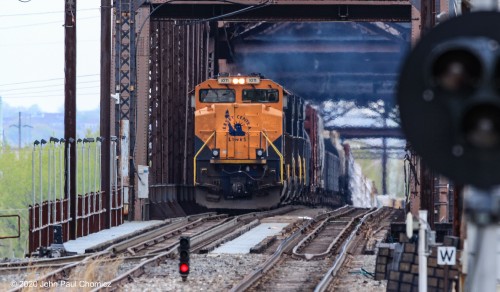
[[420, 0, 436, 36], [411, 5, 421, 46], [150, 2, 412, 22], [114, 0, 138, 220], [134, 6, 151, 220], [149, 20, 161, 184], [420, 160, 435, 228], [235, 41, 403, 54], [149, 21, 209, 187], [115, 1, 135, 121], [327, 127, 404, 139]]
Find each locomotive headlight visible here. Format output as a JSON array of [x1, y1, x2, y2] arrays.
[[233, 78, 245, 84], [256, 148, 264, 158], [212, 148, 220, 158]]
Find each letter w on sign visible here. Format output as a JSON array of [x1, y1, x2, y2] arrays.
[[437, 246, 456, 265]]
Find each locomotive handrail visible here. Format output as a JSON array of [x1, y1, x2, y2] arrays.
[[298, 154, 302, 184], [303, 157, 307, 186], [261, 131, 284, 184], [193, 131, 216, 185]]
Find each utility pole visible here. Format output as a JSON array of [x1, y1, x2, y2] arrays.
[[100, 0, 111, 228], [64, 0, 77, 240], [9, 112, 32, 149]]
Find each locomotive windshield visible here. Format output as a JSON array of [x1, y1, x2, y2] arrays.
[[243, 89, 279, 103], [199, 89, 235, 103]]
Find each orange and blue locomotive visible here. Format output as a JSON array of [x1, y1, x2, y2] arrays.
[[193, 73, 350, 209]]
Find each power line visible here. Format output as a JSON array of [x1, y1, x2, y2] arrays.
[[0, 39, 98, 48], [0, 74, 99, 87], [2, 92, 100, 99], [0, 8, 98, 18], [0, 80, 100, 93], [0, 16, 99, 30], [4, 85, 100, 96]]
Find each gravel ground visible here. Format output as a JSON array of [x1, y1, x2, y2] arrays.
[[331, 255, 386, 291], [122, 253, 268, 292]]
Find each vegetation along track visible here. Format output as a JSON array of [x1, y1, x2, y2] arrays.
[[232, 207, 379, 292]]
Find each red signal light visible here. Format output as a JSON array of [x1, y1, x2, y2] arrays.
[[179, 263, 189, 274]]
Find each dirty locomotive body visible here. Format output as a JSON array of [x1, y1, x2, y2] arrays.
[[193, 74, 352, 210]]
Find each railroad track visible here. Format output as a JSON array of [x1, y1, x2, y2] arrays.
[[231, 207, 382, 292], [118, 214, 230, 256], [5, 212, 222, 292], [292, 208, 368, 260], [94, 206, 300, 291], [326, 207, 397, 291], [4, 206, 376, 291]]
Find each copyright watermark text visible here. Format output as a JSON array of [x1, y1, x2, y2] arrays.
[[11, 280, 111, 288]]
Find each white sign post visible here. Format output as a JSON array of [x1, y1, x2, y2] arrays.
[[437, 246, 456, 265]]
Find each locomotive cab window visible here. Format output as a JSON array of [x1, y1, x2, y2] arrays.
[[199, 89, 235, 103], [242, 89, 279, 103]]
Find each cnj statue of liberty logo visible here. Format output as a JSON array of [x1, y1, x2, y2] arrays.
[[224, 109, 248, 137]]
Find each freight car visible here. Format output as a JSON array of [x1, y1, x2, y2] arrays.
[[192, 73, 353, 209]]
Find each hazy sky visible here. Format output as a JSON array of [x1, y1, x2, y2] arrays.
[[0, 0, 101, 113]]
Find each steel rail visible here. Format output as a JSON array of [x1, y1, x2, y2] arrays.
[[314, 207, 385, 292], [0, 253, 162, 273], [96, 216, 244, 291], [0, 254, 87, 269], [97, 206, 301, 291], [292, 208, 371, 260], [6, 212, 216, 292], [229, 205, 351, 292], [125, 214, 228, 255]]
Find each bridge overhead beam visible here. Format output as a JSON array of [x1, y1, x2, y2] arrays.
[[238, 58, 402, 75], [234, 41, 402, 54], [271, 72, 398, 80], [148, 1, 412, 22], [273, 76, 395, 103]]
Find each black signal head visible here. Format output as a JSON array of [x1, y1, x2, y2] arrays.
[[398, 11, 500, 188]]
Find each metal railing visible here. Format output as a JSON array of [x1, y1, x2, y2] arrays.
[[28, 136, 121, 254], [0, 215, 21, 239], [29, 138, 72, 252]]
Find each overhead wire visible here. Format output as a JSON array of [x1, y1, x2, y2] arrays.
[[0, 80, 100, 93], [3, 92, 100, 99], [0, 16, 99, 30], [182, 0, 272, 24], [4, 85, 100, 97], [0, 74, 99, 87], [0, 8, 98, 17], [0, 39, 99, 48]]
